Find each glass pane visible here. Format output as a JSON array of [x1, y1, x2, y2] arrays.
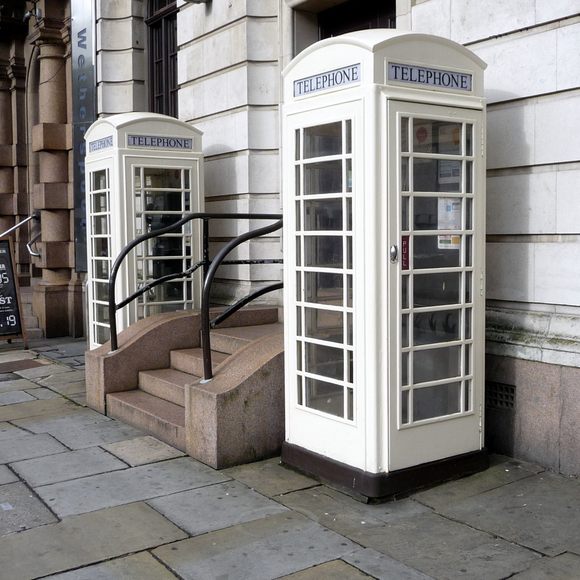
[[150, 237, 183, 257], [401, 117, 409, 152], [148, 281, 184, 302], [402, 314, 409, 348], [465, 235, 473, 267], [296, 237, 301, 266], [94, 303, 109, 323], [346, 312, 353, 346], [466, 198, 473, 229], [414, 346, 461, 384], [304, 161, 343, 194], [93, 282, 109, 302], [295, 201, 301, 231], [413, 119, 462, 155], [402, 390, 409, 424], [347, 388, 354, 421], [134, 168, 142, 189], [92, 170, 107, 191], [464, 380, 471, 412], [295, 166, 301, 196], [184, 171, 190, 190], [466, 124, 473, 156], [304, 307, 343, 344], [297, 375, 303, 404], [304, 236, 343, 268], [96, 325, 110, 345], [144, 167, 181, 188], [92, 215, 108, 235], [305, 342, 344, 381], [144, 191, 183, 212], [305, 377, 344, 418], [466, 161, 473, 193], [401, 157, 409, 192], [413, 158, 462, 193], [346, 159, 352, 193], [414, 197, 464, 232], [148, 258, 183, 278], [146, 213, 183, 233], [413, 310, 460, 345], [402, 196, 409, 230], [296, 272, 302, 301], [94, 260, 110, 280], [304, 122, 342, 158], [413, 272, 460, 307], [296, 306, 302, 335], [304, 199, 342, 231], [92, 192, 108, 213], [465, 308, 472, 340], [402, 274, 409, 309], [347, 350, 354, 382], [345, 120, 352, 154], [414, 235, 461, 269], [93, 237, 109, 257], [465, 344, 471, 375], [413, 382, 461, 421], [295, 129, 300, 161], [402, 351, 409, 385], [346, 198, 352, 230], [465, 272, 472, 303], [305, 272, 342, 306], [346, 274, 353, 307]]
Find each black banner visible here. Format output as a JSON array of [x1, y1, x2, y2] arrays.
[[0, 239, 24, 340]]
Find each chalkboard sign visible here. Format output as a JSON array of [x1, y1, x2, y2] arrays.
[[0, 239, 26, 345]]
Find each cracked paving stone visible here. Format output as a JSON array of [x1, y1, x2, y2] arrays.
[[0, 482, 58, 535]]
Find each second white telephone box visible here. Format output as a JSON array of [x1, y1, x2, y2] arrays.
[[281, 30, 488, 499]]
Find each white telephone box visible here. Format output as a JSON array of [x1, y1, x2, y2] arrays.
[[281, 30, 487, 499], [84, 113, 203, 349]]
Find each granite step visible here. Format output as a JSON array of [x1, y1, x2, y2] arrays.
[[210, 322, 283, 355], [170, 348, 228, 376], [107, 390, 185, 451], [139, 368, 198, 407]]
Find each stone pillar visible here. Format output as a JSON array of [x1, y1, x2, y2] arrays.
[[30, 21, 74, 337], [0, 47, 14, 237]]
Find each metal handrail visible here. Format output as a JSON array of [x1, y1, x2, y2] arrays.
[[108, 213, 283, 358], [0, 211, 41, 257]]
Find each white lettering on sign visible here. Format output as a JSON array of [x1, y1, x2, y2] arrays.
[[127, 135, 193, 150], [294, 64, 361, 97], [88, 136, 113, 153], [388, 63, 472, 92]]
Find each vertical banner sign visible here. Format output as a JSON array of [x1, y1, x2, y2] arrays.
[[71, 0, 96, 272], [0, 239, 25, 345]]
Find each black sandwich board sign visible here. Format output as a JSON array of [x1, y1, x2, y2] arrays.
[[0, 239, 27, 347]]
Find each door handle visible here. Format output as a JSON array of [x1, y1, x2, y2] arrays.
[[390, 245, 398, 263]]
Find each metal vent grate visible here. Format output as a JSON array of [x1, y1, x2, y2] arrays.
[[486, 381, 516, 410]]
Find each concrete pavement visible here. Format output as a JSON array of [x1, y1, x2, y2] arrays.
[[0, 340, 579, 579]]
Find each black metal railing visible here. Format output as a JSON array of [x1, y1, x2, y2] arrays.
[[0, 211, 41, 257], [107, 213, 283, 381]]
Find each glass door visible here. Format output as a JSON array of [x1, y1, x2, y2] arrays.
[[387, 101, 484, 471]]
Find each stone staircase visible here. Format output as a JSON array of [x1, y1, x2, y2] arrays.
[[87, 307, 285, 468]]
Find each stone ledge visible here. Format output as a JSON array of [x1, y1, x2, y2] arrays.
[[32, 123, 71, 152], [486, 307, 580, 367]]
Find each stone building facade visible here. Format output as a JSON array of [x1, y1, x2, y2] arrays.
[[0, 0, 578, 474]]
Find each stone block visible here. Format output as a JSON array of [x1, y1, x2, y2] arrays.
[[511, 552, 580, 579], [486, 242, 534, 302], [32, 123, 69, 152], [97, 81, 147, 114], [535, 242, 580, 306], [33, 182, 72, 209], [560, 366, 580, 476], [536, 0, 580, 23], [98, 49, 145, 83], [97, 18, 144, 51], [556, 168, 580, 234], [39, 150, 68, 183], [36, 241, 74, 269], [97, 0, 144, 19], [0, 144, 11, 166]]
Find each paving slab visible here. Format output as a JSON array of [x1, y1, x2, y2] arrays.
[[37, 370, 85, 387], [36, 456, 230, 517], [281, 559, 373, 579], [223, 457, 318, 497], [349, 511, 539, 579], [44, 420, 145, 449], [413, 456, 544, 510], [0, 465, 18, 485], [25, 387, 62, 400], [68, 392, 87, 406], [13, 407, 110, 434], [511, 552, 580, 578], [0, 378, 39, 393], [153, 511, 358, 580], [0, 481, 58, 535], [279, 486, 431, 539], [0, 433, 67, 464], [0, 502, 187, 580], [42, 380, 86, 396], [44, 552, 178, 580], [148, 480, 289, 536], [0, 398, 79, 422], [11, 447, 128, 487], [438, 472, 580, 556], [343, 548, 434, 580], [0, 390, 36, 405], [0, 351, 37, 364], [0, 421, 28, 441], [15, 363, 71, 380], [102, 435, 185, 466], [0, 372, 19, 381]]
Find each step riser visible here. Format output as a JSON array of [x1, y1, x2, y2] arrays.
[[209, 333, 250, 355], [171, 351, 203, 376], [139, 374, 185, 407], [107, 395, 185, 451]]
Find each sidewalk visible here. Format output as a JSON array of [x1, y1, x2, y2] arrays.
[[0, 340, 578, 580]]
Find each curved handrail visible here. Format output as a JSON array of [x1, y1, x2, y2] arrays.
[[108, 212, 283, 353], [200, 217, 283, 381]]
